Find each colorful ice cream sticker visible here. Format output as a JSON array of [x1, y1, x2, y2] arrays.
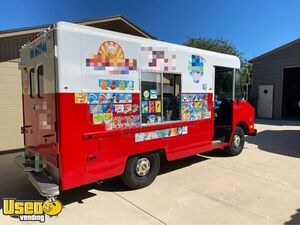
[[86, 93, 132, 104], [99, 79, 134, 91], [75, 93, 88, 104], [135, 126, 188, 142], [181, 93, 211, 121]]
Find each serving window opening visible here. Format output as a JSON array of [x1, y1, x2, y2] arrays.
[[163, 73, 181, 121], [141, 72, 181, 124], [141, 72, 162, 124]]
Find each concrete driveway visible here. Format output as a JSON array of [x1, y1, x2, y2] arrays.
[[0, 119, 300, 225]]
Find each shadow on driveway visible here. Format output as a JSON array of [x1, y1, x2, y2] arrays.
[[285, 208, 300, 225], [246, 130, 300, 158], [0, 152, 105, 210], [0, 153, 210, 209], [255, 118, 300, 126], [97, 154, 209, 192]]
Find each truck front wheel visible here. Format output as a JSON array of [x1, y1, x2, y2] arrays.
[[121, 152, 160, 189], [225, 126, 245, 156]]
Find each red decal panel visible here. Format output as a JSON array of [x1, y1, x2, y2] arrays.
[[57, 93, 214, 190]]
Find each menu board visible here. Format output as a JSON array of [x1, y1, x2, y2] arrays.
[[181, 93, 211, 121], [77, 92, 140, 130], [141, 89, 162, 124]]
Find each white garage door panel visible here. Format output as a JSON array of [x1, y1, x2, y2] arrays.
[[0, 60, 23, 151]]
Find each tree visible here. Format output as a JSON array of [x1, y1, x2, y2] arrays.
[[185, 37, 242, 58], [184, 37, 252, 99]]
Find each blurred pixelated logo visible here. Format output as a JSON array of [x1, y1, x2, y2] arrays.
[[2, 198, 63, 223], [188, 55, 205, 83], [30, 41, 47, 59], [86, 41, 137, 74]]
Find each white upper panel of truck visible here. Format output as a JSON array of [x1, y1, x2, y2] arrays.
[[21, 21, 240, 94]]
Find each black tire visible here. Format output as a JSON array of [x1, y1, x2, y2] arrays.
[[121, 152, 160, 189], [225, 126, 245, 156]]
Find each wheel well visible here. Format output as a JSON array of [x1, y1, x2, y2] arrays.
[[237, 121, 249, 135], [157, 149, 167, 162], [127, 149, 167, 162]]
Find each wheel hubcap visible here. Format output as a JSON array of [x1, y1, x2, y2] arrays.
[[135, 158, 151, 176], [233, 134, 241, 148]]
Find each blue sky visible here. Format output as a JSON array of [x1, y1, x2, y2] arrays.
[[1, 0, 300, 59]]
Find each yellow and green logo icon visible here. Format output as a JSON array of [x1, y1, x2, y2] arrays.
[[3, 198, 63, 223]]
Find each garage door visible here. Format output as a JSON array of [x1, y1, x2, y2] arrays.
[[0, 60, 23, 151]]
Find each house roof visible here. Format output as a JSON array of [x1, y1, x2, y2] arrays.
[[249, 38, 300, 63], [0, 15, 154, 39]]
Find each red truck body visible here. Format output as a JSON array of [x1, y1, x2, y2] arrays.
[[16, 22, 256, 197]]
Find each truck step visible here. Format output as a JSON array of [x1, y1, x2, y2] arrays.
[[14, 155, 59, 197], [14, 155, 34, 172], [28, 172, 59, 197], [212, 140, 222, 146]]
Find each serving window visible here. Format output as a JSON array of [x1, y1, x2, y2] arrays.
[[163, 73, 181, 121], [141, 72, 162, 124], [141, 72, 181, 124]]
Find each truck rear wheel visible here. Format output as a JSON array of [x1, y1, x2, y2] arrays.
[[225, 126, 245, 156], [121, 152, 160, 189]]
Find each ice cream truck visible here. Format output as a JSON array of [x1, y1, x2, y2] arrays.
[[15, 22, 256, 198]]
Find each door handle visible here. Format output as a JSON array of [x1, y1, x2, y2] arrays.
[[43, 134, 54, 138], [21, 125, 32, 134]]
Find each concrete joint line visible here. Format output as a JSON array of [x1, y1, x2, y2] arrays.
[[113, 192, 167, 225]]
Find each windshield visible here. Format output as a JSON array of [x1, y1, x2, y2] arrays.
[[215, 67, 243, 100], [234, 69, 243, 99], [215, 67, 233, 99]]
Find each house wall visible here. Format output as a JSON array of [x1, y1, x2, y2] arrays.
[[0, 60, 23, 151], [252, 41, 300, 119], [0, 34, 33, 62], [0, 35, 33, 151]]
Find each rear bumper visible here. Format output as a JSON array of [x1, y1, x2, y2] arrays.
[[249, 129, 257, 136], [14, 155, 60, 197]]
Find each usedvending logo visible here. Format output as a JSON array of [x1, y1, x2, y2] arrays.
[[2, 198, 63, 223]]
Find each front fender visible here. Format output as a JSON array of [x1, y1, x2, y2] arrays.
[[232, 100, 256, 135]]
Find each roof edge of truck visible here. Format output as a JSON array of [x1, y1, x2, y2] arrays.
[[54, 21, 240, 66], [19, 25, 55, 52]]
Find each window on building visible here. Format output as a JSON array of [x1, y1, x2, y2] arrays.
[[29, 68, 36, 98], [37, 65, 44, 98]]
